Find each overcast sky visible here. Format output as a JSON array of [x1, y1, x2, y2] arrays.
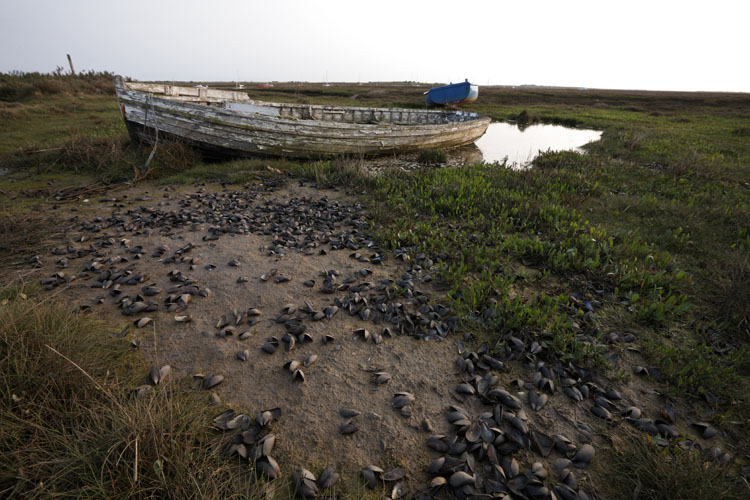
[[1, 0, 747, 92]]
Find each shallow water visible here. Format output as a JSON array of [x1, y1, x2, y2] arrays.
[[363, 122, 602, 173], [452, 122, 602, 167]]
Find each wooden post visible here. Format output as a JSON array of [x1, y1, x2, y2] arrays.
[[67, 54, 76, 75]]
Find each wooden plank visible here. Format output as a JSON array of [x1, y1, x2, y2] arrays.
[[126, 103, 484, 149], [123, 103, 488, 157], [67, 54, 75, 75], [119, 91, 488, 140], [124, 105, 487, 157], [125, 95, 488, 140]]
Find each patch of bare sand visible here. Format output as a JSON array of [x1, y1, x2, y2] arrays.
[[42, 182, 462, 480]]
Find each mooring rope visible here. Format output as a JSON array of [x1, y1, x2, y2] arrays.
[[142, 93, 159, 170]]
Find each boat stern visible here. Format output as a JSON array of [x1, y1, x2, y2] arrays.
[[462, 84, 479, 104]]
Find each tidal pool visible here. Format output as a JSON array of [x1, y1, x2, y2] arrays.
[[450, 122, 602, 168]]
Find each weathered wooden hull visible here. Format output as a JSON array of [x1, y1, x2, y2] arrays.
[[114, 76, 490, 158]]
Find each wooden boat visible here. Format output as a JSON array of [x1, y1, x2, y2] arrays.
[[114, 76, 490, 158], [424, 80, 479, 107]]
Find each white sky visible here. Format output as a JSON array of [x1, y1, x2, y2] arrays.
[[1, 0, 747, 92]]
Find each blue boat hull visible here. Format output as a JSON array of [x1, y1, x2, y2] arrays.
[[425, 80, 479, 107]]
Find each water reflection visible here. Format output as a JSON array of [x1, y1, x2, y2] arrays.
[[360, 121, 601, 173], [450, 122, 602, 168]]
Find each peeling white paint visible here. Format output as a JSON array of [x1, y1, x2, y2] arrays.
[[114, 76, 490, 158]]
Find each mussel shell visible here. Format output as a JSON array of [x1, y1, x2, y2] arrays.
[[501, 457, 520, 478], [383, 466, 406, 482], [285, 360, 301, 372], [203, 375, 224, 390], [427, 435, 448, 452], [531, 430, 554, 458], [692, 421, 718, 439], [148, 365, 161, 385], [429, 476, 447, 491], [361, 468, 378, 489], [465, 422, 482, 443], [449, 471, 474, 488], [572, 443, 595, 467], [256, 407, 282, 426], [339, 421, 358, 434], [564, 386, 584, 402], [256, 456, 280, 480], [318, 465, 340, 489], [528, 390, 548, 411], [135, 317, 152, 328], [261, 343, 276, 354], [393, 392, 415, 408], [292, 469, 318, 498], [354, 328, 370, 341], [456, 383, 475, 395], [591, 405, 613, 420], [254, 434, 275, 458], [621, 406, 642, 419], [134, 384, 153, 399], [427, 456, 445, 474]]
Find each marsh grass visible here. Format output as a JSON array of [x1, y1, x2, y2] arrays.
[[0, 70, 114, 102], [51, 132, 201, 183], [363, 149, 748, 424], [160, 157, 299, 185], [295, 157, 375, 191], [598, 435, 749, 500], [709, 253, 750, 337], [416, 148, 447, 165], [0, 283, 39, 302], [644, 337, 748, 402], [0, 201, 61, 263], [0, 298, 262, 499], [371, 154, 690, 328]]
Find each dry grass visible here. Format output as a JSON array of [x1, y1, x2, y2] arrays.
[[598, 434, 749, 500], [38, 131, 200, 184], [0, 203, 61, 263], [0, 297, 264, 499], [711, 253, 750, 340], [0, 71, 114, 102], [295, 156, 374, 191]]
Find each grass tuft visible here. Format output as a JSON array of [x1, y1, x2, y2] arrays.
[[0, 202, 61, 263], [599, 435, 749, 500], [295, 158, 374, 191], [51, 132, 200, 183], [0, 297, 258, 499], [416, 148, 447, 165]]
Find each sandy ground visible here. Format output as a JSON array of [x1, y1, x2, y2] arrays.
[[17, 180, 734, 495], [31, 182, 470, 479]]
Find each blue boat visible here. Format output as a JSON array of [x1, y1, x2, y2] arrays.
[[424, 79, 479, 107]]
